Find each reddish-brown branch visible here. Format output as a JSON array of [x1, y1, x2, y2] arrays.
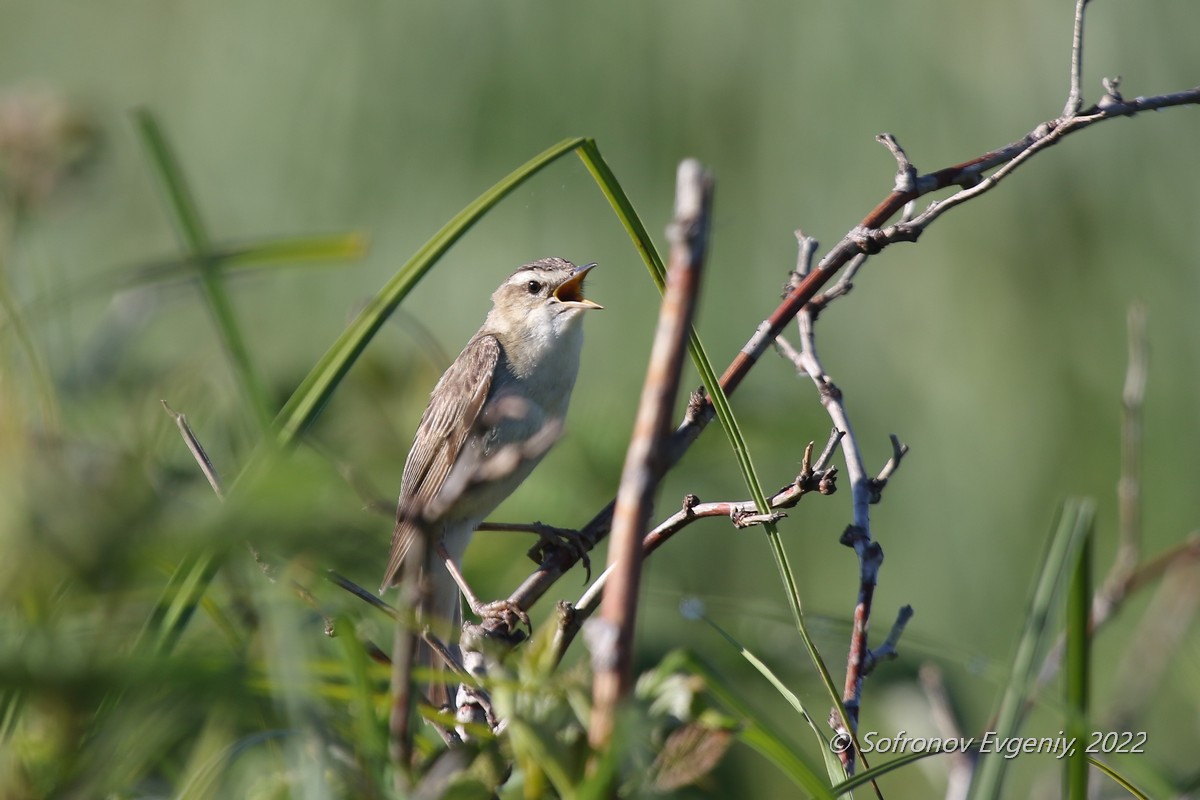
[[838, 528, 884, 739], [552, 435, 840, 662]]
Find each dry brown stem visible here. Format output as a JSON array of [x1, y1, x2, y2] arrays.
[[588, 158, 713, 751]]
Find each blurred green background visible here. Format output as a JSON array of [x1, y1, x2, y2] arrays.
[[1, 0, 1198, 797]]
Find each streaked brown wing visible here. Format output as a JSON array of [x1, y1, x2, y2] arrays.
[[380, 333, 500, 591]]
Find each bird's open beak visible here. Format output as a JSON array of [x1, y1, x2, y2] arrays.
[[553, 263, 603, 309]]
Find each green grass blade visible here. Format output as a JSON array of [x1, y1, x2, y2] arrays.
[[37, 233, 368, 312], [575, 141, 668, 292], [697, 611, 849, 791], [133, 108, 272, 433], [220, 232, 369, 269], [828, 741, 1144, 798], [671, 651, 834, 799], [131, 108, 210, 256], [146, 553, 221, 656], [1064, 525, 1092, 799], [174, 713, 235, 800], [332, 616, 387, 777], [739, 726, 835, 800], [577, 139, 845, 729], [271, 137, 586, 447], [831, 746, 965, 794], [0, 273, 59, 432], [123, 232, 369, 288], [0, 690, 23, 745], [1086, 756, 1150, 800], [507, 717, 582, 800], [969, 498, 1094, 800]]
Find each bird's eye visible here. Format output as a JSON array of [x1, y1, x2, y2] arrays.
[[526, 280, 543, 295]]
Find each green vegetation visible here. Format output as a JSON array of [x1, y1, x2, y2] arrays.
[[1, 2, 1198, 797]]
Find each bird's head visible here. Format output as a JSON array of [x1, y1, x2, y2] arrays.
[[489, 258, 602, 341]]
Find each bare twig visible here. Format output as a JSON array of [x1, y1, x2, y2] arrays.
[[787, 230, 821, 292], [588, 158, 713, 751], [871, 90, 1200, 251], [1104, 303, 1147, 607], [328, 570, 397, 617], [871, 434, 910, 502], [632, 431, 840, 554], [389, 531, 426, 786], [552, 430, 841, 662], [862, 604, 914, 677], [715, 84, 1198, 406], [1105, 553, 1200, 730], [1064, 0, 1092, 117], [809, 253, 866, 311], [475, 520, 593, 580], [1035, 534, 1200, 694], [837, 527, 884, 748], [877, 133, 917, 195], [781, 230, 911, 773], [161, 400, 224, 499], [1027, 305, 1148, 691]]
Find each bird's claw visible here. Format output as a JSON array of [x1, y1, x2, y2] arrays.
[[477, 599, 532, 634], [526, 522, 592, 582]]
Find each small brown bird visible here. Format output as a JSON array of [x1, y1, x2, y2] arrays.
[[381, 258, 601, 695]]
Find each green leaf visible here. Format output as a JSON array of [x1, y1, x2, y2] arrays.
[[1064, 526, 1093, 799], [668, 651, 834, 799], [0, 277, 58, 432], [506, 717, 581, 800], [133, 107, 272, 433], [132, 108, 211, 255], [219, 231, 369, 269], [138, 552, 220, 657], [125, 232, 369, 287], [333, 616, 388, 781], [1086, 756, 1150, 800], [697, 613, 849, 792], [831, 746, 963, 794]]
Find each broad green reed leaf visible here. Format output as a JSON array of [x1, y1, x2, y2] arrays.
[[271, 137, 586, 448], [1064, 526, 1093, 799]]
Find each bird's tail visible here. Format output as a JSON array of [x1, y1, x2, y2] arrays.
[[388, 524, 472, 709], [415, 547, 465, 708]]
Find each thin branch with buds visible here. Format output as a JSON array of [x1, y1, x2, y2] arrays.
[[552, 430, 841, 663], [777, 231, 910, 771]]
